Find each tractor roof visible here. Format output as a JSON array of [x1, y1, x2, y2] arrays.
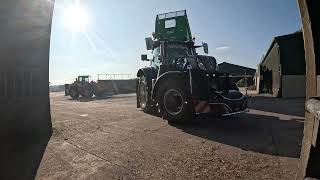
[[155, 10, 192, 42]]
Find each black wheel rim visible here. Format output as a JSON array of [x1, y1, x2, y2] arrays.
[[163, 89, 183, 116]]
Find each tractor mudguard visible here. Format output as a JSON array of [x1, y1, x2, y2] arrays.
[[151, 71, 189, 100], [137, 67, 157, 82]]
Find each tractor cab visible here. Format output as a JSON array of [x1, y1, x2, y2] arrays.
[[154, 10, 192, 42], [76, 76, 90, 84], [146, 41, 195, 69], [142, 10, 210, 71], [145, 41, 213, 70]]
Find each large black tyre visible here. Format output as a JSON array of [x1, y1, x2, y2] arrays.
[[70, 88, 79, 99], [82, 88, 93, 98], [137, 75, 153, 112], [157, 79, 193, 123]]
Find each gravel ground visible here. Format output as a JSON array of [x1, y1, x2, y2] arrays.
[[36, 92, 305, 180]]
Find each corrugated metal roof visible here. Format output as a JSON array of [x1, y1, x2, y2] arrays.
[[218, 62, 256, 76]]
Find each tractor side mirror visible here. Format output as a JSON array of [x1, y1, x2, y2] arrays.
[[203, 42, 209, 54], [145, 37, 153, 50], [141, 54, 149, 61]]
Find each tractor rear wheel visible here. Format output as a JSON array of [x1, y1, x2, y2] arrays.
[[70, 88, 79, 99], [158, 79, 193, 123]]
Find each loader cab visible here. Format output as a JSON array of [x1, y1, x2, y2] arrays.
[[77, 76, 90, 84]]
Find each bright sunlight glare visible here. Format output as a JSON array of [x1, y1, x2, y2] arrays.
[[63, 5, 89, 32]]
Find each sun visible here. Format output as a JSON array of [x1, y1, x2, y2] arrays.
[[63, 5, 89, 32]]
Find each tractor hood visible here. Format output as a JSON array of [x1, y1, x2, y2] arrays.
[[175, 55, 217, 73]]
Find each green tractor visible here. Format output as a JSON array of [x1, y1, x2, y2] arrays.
[[136, 10, 248, 123], [65, 76, 108, 99]]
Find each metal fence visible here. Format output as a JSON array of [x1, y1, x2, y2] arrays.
[[97, 74, 136, 80]]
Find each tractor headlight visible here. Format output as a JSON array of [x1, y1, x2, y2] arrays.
[[198, 61, 207, 71]]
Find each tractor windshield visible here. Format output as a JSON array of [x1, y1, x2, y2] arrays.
[[166, 44, 192, 63], [78, 76, 89, 83]]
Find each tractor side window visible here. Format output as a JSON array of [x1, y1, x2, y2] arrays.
[[79, 77, 89, 83], [152, 47, 161, 68]]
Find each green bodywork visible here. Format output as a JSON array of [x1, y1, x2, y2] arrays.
[[154, 10, 192, 42]]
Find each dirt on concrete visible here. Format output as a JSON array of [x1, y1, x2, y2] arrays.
[[36, 92, 305, 180]]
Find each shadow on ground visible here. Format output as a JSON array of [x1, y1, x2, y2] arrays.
[[248, 96, 305, 117], [170, 96, 305, 158], [0, 104, 52, 180], [66, 94, 135, 102], [0, 137, 51, 180], [171, 113, 303, 158]]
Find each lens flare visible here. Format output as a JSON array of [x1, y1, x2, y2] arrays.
[[63, 5, 89, 32]]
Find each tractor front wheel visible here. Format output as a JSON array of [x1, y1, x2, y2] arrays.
[[137, 75, 153, 112], [158, 79, 193, 123], [70, 88, 79, 99]]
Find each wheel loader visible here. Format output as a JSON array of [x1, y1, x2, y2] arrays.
[[65, 75, 108, 99]]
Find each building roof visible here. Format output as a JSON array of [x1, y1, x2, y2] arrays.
[[218, 62, 256, 76], [260, 31, 303, 66], [259, 31, 305, 75]]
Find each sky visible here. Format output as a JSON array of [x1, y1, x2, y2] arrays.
[[49, 0, 301, 85]]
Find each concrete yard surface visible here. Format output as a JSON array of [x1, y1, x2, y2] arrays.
[[36, 92, 305, 179]]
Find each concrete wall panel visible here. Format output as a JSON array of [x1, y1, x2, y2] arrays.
[[98, 80, 136, 94]]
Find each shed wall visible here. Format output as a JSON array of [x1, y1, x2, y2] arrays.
[[278, 33, 306, 75], [260, 42, 281, 97]]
